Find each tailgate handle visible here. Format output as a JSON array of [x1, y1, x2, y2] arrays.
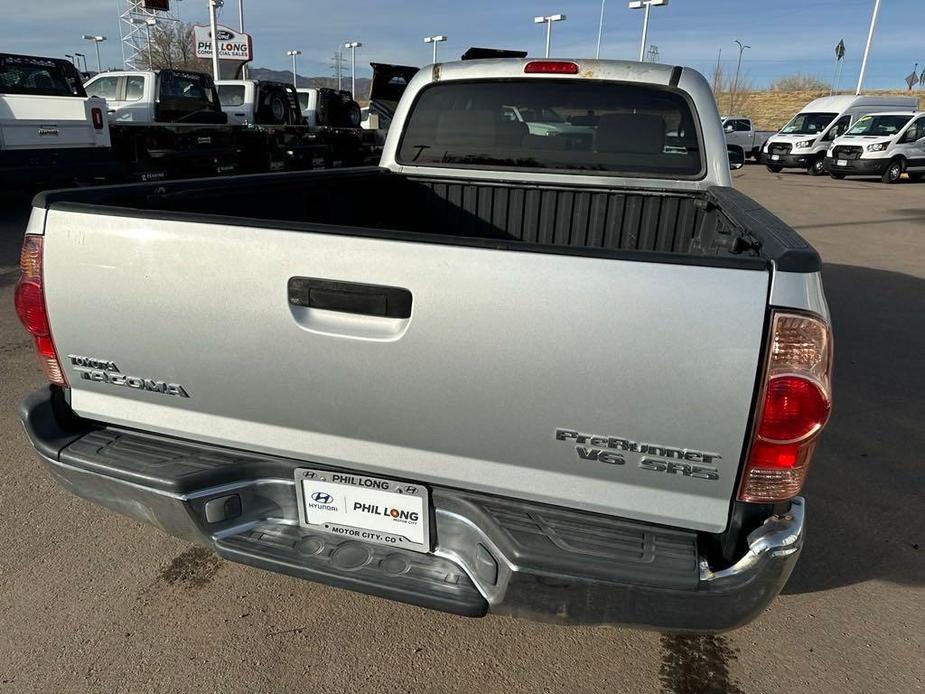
[[288, 277, 412, 319]]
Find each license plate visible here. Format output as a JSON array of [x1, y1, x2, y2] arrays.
[[295, 468, 430, 553], [771, 154, 780, 161], [836, 159, 847, 166]]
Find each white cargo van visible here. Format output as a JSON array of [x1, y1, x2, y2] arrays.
[[825, 111, 925, 183], [761, 95, 918, 175]]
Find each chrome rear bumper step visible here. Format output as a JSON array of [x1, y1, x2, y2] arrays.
[[21, 386, 804, 632]]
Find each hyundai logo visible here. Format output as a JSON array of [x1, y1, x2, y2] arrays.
[[311, 492, 334, 504]]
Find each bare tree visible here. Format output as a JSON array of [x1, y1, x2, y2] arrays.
[[710, 64, 756, 114], [140, 21, 210, 72], [769, 73, 830, 91]]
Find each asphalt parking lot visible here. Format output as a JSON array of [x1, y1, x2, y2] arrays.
[[0, 166, 922, 694]]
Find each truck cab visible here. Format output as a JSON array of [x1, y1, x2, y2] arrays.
[[217, 80, 303, 126], [84, 69, 227, 124], [761, 95, 918, 175], [295, 87, 362, 129], [826, 110, 925, 183], [0, 52, 114, 188], [721, 116, 775, 159]]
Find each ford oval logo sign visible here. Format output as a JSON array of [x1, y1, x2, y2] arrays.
[[216, 30, 234, 41], [311, 492, 334, 504]]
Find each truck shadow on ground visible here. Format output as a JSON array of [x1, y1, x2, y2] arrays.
[[783, 262, 924, 594]]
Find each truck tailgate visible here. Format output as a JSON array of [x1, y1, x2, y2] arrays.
[[43, 209, 769, 532], [0, 95, 99, 148]]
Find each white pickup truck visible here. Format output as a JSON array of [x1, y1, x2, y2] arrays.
[[721, 116, 775, 159], [0, 53, 114, 188], [16, 58, 832, 632]]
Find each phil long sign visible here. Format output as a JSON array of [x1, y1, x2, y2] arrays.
[[193, 25, 253, 61]]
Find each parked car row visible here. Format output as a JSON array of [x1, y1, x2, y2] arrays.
[[0, 52, 414, 191]]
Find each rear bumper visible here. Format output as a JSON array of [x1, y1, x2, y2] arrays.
[[0, 147, 119, 187], [823, 156, 888, 175], [20, 387, 804, 632]]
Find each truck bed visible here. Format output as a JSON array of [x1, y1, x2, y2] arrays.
[[35, 167, 818, 271]]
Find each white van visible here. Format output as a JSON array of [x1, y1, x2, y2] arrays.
[[761, 95, 918, 175], [825, 111, 925, 183]]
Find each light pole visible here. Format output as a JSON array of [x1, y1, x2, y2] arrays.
[[628, 0, 668, 63], [132, 18, 157, 68], [286, 50, 302, 87], [74, 53, 87, 72], [533, 14, 566, 59], [856, 0, 881, 95], [208, 0, 223, 82], [238, 0, 247, 78], [730, 39, 749, 114], [82, 35, 106, 72], [424, 35, 447, 63], [345, 41, 362, 98], [596, 0, 607, 59]]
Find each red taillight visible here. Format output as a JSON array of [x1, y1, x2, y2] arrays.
[[738, 312, 832, 502], [14, 235, 67, 386], [524, 61, 579, 74], [91, 106, 104, 130], [14, 280, 48, 334], [757, 375, 830, 443]]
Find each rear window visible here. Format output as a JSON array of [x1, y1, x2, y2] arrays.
[[218, 84, 246, 106], [159, 71, 215, 103], [397, 79, 703, 178], [0, 55, 85, 97]]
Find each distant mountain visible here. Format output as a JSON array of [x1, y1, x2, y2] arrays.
[[247, 67, 371, 99]]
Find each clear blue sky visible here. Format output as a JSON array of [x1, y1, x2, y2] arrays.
[[3, 0, 923, 89]]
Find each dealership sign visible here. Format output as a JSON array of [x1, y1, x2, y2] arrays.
[[193, 25, 253, 61]]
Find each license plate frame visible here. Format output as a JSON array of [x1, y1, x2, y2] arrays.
[[836, 159, 847, 166], [294, 468, 431, 553], [771, 154, 781, 161]]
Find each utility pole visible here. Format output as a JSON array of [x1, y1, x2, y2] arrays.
[[208, 0, 222, 81], [713, 47, 722, 94], [345, 41, 362, 98], [730, 39, 749, 114], [330, 50, 345, 90], [856, 0, 881, 94]]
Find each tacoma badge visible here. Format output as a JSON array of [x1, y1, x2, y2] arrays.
[[67, 355, 190, 398]]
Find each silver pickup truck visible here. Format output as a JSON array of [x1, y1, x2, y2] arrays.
[[16, 58, 832, 632]]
